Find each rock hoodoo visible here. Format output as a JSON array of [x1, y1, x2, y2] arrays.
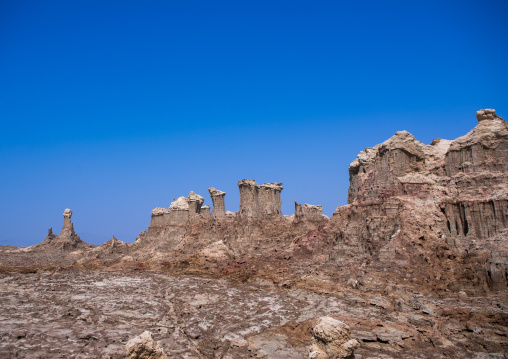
[[208, 187, 226, 218], [237, 179, 284, 219], [37, 208, 87, 250]]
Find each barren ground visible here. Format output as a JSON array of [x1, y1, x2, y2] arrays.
[[1, 269, 506, 358]]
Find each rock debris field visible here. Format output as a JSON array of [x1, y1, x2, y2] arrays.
[[1, 269, 506, 358]]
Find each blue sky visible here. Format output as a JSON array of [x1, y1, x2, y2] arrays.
[[1, 0, 507, 246]]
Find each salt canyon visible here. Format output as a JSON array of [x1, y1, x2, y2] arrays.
[[0, 109, 506, 358]]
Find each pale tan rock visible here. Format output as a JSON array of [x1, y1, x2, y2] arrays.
[[259, 182, 283, 219], [201, 204, 211, 216], [208, 187, 226, 218], [151, 207, 169, 216], [309, 317, 359, 358], [125, 331, 168, 359], [102, 235, 128, 250], [199, 240, 232, 261], [187, 191, 205, 220], [347, 130, 426, 203], [187, 191, 204, 205], [295, 202, 328, 222], [476, 108, 498, 122], [238, 179, 260, 219], [36, 208, 88, 250], [169, 196, 189, 211], [334, 109, 508, 292]]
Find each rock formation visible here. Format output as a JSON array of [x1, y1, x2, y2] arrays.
[[331, 108, 508, 292], [208, 187, 226, 218], [149, 191, 209, 229], [238, 180, 284, 219], [25, 109, 506, 296], [101, 235, 129, 252], [36, 208, 88, 250], [187, 191, 204, 221], [258, 182, 284, 219], [125, 331, 168, 359], [238, 179, 261, 219], [295, 202, 329, 222], [309, 317, 359, 359]]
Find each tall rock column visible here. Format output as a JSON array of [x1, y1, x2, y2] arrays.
[[60, 208, 76, 238], [238, 179, 260, 219], [187, 191, 204, 221], [208, 187, 226, 219], [38, 208, 85, 250], [258, 182, 283, 219]]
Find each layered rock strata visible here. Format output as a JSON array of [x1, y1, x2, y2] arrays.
[[331, 109, 508, 292]]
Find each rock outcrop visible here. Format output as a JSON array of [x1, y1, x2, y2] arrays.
[[25, 109, 506, 297], [295, 202, 329, 222], [149, 192, 209, 229], [125, 331, 168, 359], [100, 235, 129, 252], [208, 187, 226, 218], [36, 208, 89, 250], [238, 179, 284, 219], [332, 109, 508, 292], [309, 317, 359, 359]]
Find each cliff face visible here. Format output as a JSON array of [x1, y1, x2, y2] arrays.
[[332, 109, 508, 291]]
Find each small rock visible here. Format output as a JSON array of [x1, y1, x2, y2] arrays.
[[125, 331, 168, 359]]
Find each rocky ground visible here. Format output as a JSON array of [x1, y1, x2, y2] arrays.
[[0, 268, 506, 358]]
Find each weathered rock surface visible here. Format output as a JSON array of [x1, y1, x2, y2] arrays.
[[125, 331, 168, 359], [208, 187, 226, 218], [295, 202, 329, 222], [336, 109, 508, 293], [309, 317, 359, 358], [35, 208, 90, 251], [237, 179, 284, 219], [1, 270, 506, 358]]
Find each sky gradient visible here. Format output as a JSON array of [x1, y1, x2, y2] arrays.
[[1, 0, 507, 246]]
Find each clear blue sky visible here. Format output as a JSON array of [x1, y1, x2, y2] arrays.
[[1, 0, 507, 246]]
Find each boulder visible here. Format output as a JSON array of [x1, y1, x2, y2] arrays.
[[125, 331, 168, 359], [309, 317, 359, 358]]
